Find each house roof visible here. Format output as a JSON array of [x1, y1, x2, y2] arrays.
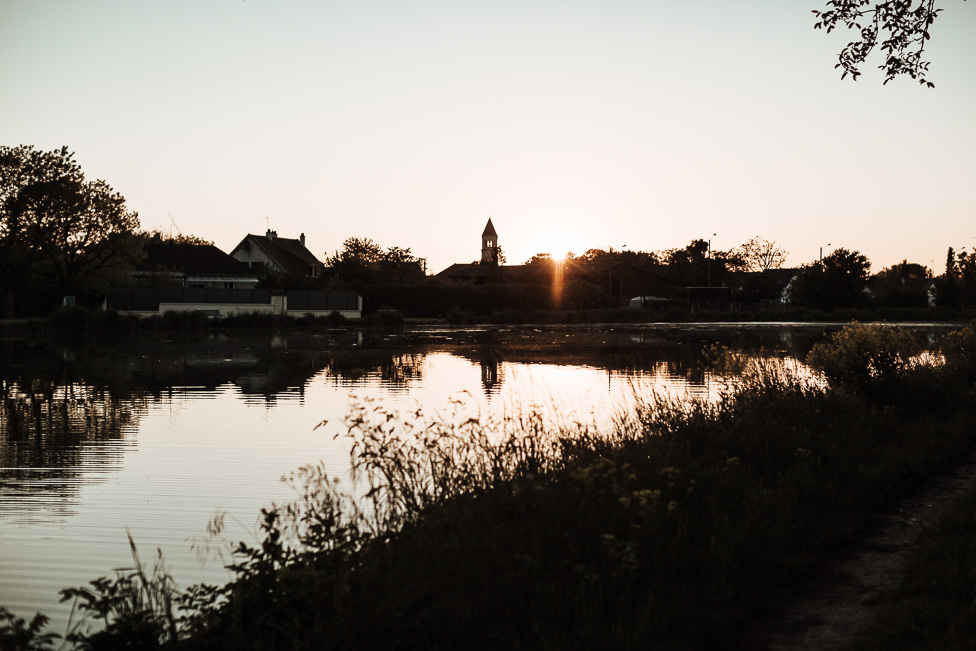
[[436, 263, 495, 278], [233, 233, 324, 278], [435, 263, 539, 282], [141, 243, 255, 277]]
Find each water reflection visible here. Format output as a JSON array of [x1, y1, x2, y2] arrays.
[[0, 342, 146, 523]]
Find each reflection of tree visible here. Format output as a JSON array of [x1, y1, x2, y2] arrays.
[[322, 349, 426, 387], [0, 378, 144, 520]]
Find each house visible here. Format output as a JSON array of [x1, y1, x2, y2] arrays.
[[230, 230, 325, 281], [107, 236, 361, 318], [132, 241, 259, 290]]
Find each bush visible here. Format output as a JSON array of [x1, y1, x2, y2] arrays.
[[806, 322, 921, 389], [323, 310, 348, 327], [939, 325, 976, 382]]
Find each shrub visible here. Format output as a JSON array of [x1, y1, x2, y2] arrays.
[[806, 322, 920, 389], [322, 310, 348, 327], [939, 325, 976, 381]]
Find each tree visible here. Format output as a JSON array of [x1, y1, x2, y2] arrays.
[[876, 260, 931, 280], [873, 260, 932, 308], [141, 229, 214, 246], [733, 237, 789, 273], [790, 247, 871, 309], [325, 237, 426, 288], [935, 247, 976, 308], [524, 253, 553, 266], [813, 0, 955, 86], [663, 239, 735, 287], [0, 145, 142, 315]]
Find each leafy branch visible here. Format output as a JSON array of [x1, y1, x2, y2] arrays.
[[813, 0, 958, 87]]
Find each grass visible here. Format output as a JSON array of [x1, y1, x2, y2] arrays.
[[6, 324, 976, 650]]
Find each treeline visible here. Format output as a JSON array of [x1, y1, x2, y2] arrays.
[[5, 144, 976, 320]]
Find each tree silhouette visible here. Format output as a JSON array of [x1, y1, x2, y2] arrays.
[[733, 237, 789, 273], [791, 248, 872, 309], [814, 0, 955, 86], [0, 145, 142, 315]]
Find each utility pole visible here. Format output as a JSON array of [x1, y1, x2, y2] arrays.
[[707, 233, 716, 288]]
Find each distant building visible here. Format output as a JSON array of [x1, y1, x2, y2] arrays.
[[132, 241, 259, 289], [436, 219, 520, 284], [230, 230, 325, 281], [481, 218, 499, 265]]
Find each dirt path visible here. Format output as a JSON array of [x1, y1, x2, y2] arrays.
[[745, 454, 976, 650]]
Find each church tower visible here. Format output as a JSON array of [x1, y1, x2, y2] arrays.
[[481, 218, 499, 265]]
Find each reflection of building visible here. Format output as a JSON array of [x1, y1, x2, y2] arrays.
[[480, 352, 503, 395]]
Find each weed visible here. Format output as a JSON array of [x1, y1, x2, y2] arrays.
[[58, 530, 180, 649], [0, 608, 59, 650]]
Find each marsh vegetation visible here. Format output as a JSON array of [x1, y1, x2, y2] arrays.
[[4, 323, 976, 649]]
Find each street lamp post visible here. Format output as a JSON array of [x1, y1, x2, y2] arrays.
[[820, 243, 831, 262], [707, 234, 716, 288]]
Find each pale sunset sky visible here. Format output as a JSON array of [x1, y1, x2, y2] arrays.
[[3, 0, 975, 274]]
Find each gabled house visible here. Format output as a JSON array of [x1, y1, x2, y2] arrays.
[[230, 230, 325, 282], [133, 242, 259, 289]]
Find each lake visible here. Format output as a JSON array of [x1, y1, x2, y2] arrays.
[[0, 322, 919, 632]]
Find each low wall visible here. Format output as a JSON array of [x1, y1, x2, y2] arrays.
[[105, 289, 362, 319]]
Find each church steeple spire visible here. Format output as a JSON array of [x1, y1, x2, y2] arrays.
[[481, 219, 498, 265]]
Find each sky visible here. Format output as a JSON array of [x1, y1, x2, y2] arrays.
[[3, 0, 975, 275]]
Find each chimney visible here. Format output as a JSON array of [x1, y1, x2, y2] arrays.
[[300, 233, 306, 247], [266, 229, 276, 241]]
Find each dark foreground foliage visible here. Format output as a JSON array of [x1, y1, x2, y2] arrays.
[[6, 324, 976, 650], [851, 485, 976, 651]]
